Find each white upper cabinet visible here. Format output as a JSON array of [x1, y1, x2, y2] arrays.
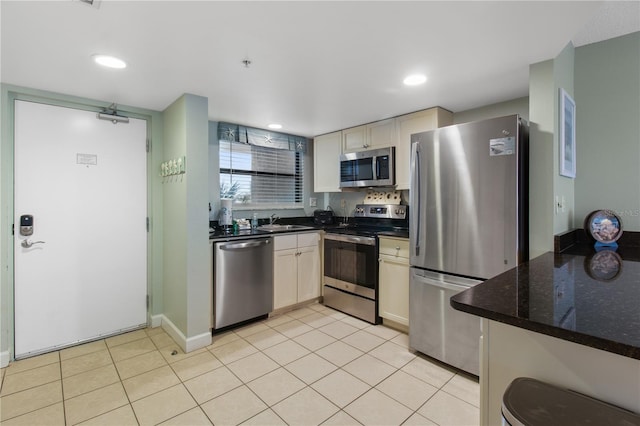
[[343, 118, 396, 153], [395, 107, 453, 190], [313, 107, 451, 192], [342, 125, 367, 152], [313, 131, 342, 193]]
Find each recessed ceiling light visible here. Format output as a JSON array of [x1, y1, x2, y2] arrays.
[[92, 54, 127, 69], [268, 123, 283, 130], [403, 74, 427, 86]]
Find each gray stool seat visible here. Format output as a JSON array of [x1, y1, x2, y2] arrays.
[[502, 377, 640, 426]]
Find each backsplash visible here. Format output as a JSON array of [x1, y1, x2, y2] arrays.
[[326, 190, 409, 219]]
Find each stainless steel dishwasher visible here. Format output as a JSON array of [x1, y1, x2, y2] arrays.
[[213, 237, 273, 330]]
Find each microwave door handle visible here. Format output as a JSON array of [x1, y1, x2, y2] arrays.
[[372, 156, 378, 180]]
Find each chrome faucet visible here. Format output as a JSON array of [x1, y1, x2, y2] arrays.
[[270, 214, 279, 225]]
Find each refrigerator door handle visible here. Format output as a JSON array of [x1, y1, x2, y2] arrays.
[[412, 272, 470, 293], [411, 142, 421, 256], [412, 268, 483, 289]]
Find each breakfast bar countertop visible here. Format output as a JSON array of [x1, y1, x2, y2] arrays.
[[450, 244, 640, 360]]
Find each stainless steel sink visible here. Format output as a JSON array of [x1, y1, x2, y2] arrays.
[[256, 224, 314, 232]]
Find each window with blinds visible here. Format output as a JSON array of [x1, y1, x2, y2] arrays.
[[219, 140, 304, 208]]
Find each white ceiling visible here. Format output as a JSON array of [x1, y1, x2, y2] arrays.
[[1, 1, 638, 137]]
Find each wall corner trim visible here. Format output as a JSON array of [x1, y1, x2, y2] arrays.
[[1, 350, 10, 368], [150, 314, 163, 328], [157, 314, 211, 353]]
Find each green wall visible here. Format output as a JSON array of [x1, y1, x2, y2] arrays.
[[527, 32, 639, 255], [528, 42, 576, 259], [453, 97, 529, 124], [574, 32, 640, 231], [162, 94, 211, 341], [553, 43, 576, 236]]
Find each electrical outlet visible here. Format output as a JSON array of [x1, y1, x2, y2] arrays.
[[309, 197, 317, 207], [561, 196, 566, 213]]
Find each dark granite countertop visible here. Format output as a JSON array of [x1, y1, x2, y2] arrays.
[[209, 226, 319, 241], [451, 245, 640, 359], [210, 218, 409, 241]]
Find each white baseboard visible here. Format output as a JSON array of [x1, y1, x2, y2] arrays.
[[158, 315, 211, 353], [185, 330, 212, 353], [0, 350, 10, 368]]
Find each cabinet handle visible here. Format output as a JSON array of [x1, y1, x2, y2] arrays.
[[395, 246, 401, 251]]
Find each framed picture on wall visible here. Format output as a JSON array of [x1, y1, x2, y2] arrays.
[[559, 88, 576, 178]]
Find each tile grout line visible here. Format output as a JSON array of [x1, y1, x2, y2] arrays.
[[1, 305, 480, 426], [196, 312, 366, 423], [0, 351, 64, 424], [67, 338, 133, 426], [73, 330, 171, 425], [57, 350, 68, 426], [252, 310, 415, 424]]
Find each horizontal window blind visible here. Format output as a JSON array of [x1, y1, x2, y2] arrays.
[[220, 140, 303, 207]]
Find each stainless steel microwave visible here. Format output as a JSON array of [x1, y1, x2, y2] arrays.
[[339, 147, 395, 188]]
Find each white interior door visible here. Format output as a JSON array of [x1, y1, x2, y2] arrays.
[[14, 100, 148, 358]]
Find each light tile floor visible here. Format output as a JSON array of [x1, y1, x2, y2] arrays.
[[0, 304, 480, 425]]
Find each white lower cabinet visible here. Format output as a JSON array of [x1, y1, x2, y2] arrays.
[[378, 237, 410, 327], [273, 232, 321, 310]]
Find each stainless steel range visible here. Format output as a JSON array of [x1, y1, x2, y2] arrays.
[[323, 204, 408, 324]]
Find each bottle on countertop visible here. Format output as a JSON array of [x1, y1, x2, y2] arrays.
[[252, 213, 259, 229]]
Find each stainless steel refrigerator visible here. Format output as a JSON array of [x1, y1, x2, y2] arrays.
[[409, 114, 528, 375]]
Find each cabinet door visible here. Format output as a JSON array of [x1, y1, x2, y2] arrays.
[[367, 118, 396, 149], [297, 245, 321, 302], [342, 125, 367, 152], [313, 131, 342, 192], [395, 108, 453, 189], [378, 255, 409, 326], [274, 249, 298, 309]]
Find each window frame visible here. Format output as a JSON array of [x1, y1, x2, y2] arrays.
[[219, 140, 305, 210]]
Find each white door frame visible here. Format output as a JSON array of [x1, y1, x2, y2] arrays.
[[3, 93, 154, 362]]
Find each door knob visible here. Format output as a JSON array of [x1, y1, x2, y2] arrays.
[[21, 239, 45, 248]]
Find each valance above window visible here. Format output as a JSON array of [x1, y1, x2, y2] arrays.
[[218, 122, 307, 153]]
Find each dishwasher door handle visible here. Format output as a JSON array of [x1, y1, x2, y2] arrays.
[[219, 239, 271, 251]]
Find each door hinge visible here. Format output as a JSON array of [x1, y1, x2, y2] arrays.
[[146, 139, 151, 153], [146, 295, 150, 309], [146, 217, 150, 232], [12, 224, 14, 235]]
